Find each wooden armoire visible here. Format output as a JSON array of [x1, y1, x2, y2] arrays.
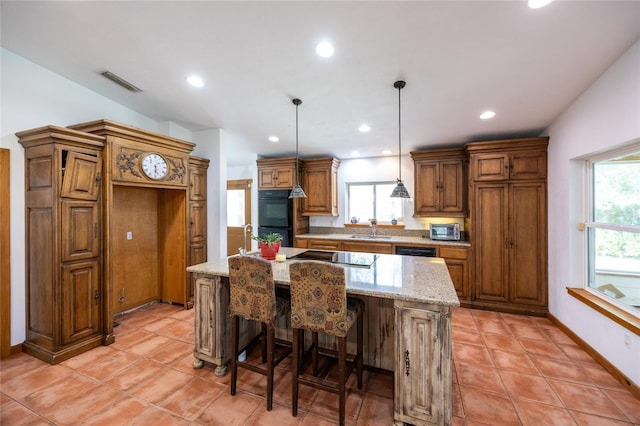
[[18, 120, 208, 363], [18, 126, 105, 363]]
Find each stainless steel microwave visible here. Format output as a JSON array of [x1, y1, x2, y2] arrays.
[[429, 223, 461, 241]]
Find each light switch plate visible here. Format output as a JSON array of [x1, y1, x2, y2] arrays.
[[126, 231, 133, 240]]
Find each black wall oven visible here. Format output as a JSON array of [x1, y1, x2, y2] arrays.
[[258, 190, 293, 247]]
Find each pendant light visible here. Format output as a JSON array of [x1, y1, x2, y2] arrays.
[[390, 80, 410, 198], [289, 98, 307, 198]]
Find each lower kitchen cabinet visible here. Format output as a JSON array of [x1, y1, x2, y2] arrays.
[[193, 275, 230, 376], [440, 247, 470, 301], [394, 300, 452, 425], [473, 182, 547, 313], [342, 240, 393, 254], [305, 238, 342, 251]]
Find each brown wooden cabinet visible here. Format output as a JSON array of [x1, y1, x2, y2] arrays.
[[341, 240, 394, 254], [69, 119, 200, 331], [257, 157, 296, 189], [469, 139, 547, 182], [394, 300, 452, 425], [439, 247, 470, 301], [411, 148, 467, 217], [467, 138, 548, 315], [306, 238, 342, 251], [17, 126, 106, 364], [187, 157, 209, 308], [301, 157, 340, 216]]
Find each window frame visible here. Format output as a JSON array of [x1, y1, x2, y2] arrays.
[[346, 181, 404, 223], [581, 142, 640, 322]]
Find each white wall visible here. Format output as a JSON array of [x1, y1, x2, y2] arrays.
[[0, 49, 219, 345], [311, 154, 464, 231], [547, 40, 640, 386]]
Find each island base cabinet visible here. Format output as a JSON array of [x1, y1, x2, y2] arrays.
[[193, 274, 259, 376], [193, 275, 231, 376], [394, 301, 452, 426]]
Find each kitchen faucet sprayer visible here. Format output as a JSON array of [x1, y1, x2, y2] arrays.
[[239, 224, 252, 255]]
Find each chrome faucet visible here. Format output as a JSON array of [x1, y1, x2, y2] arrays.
[[369, 218, 377, 238], [239, 224, 252, 255]]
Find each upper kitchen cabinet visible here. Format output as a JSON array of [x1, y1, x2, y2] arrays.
[[301, 157, 340, 216], [257, 157, 296, 189], [468, 138, 547, 182], [411, 148, 467, 217]]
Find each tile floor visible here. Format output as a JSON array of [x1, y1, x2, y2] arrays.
[[1, 303, 639, 425]]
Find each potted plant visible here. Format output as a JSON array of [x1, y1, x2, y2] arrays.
[[251, 232, 283, 260]]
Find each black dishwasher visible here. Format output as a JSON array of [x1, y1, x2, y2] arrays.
[[395, 246, 437, 257]]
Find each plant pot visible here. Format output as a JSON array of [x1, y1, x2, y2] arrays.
[[259, 241, 281, 260]]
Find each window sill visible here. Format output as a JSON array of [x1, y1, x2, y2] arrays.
[[567, 287, 640, 335], [344, 223, 405, 229]]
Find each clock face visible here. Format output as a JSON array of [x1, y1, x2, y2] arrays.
[[141, 153, 168, 180]]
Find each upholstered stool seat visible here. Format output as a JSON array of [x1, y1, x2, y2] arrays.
[[228, 255, 292, 411], [288, 260, 364, 426]]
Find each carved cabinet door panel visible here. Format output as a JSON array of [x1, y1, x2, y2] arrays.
[[61, 151, 102, 201], [394, 301, 452, 426], [61, 260, 100, 345], [61, 201, 100, 262]]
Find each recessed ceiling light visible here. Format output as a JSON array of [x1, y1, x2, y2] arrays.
[[315, 41, 335, 58], [480, 111, 496, 120], [268, 136, 279, 142], [186, 75, 204, 88], [528, 0, 552, 8], [358, 124, 371, 132], [382, 150, 392, 155], [351, 151, 360, 157]]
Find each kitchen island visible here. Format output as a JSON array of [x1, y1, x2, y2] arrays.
[[187, 247, 460, 426]]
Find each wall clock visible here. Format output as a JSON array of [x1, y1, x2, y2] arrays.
[[141, 153, 168, 180]]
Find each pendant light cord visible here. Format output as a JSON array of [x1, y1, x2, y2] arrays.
[[296, 102, 298, 178], [397, 84, 402, 181], [293, 98, 301, 185]]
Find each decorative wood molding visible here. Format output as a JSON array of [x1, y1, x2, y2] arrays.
[[115, 151, 143, 178], [1, 149, 10, 359], [548, 309, 640, 399]]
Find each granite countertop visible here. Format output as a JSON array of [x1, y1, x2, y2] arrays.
[[187, 247, 460, 307], [295, 233, 471, 248]]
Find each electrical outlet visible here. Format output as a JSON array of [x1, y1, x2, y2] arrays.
[[624, 333, 631, 350], [126, 231, 133, 240]]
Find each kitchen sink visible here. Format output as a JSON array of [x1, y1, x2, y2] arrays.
[[349, 235, 392, 240]]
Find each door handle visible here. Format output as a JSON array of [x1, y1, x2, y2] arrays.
[[405, 350, 410, 376], [94, 290, 99, 305]]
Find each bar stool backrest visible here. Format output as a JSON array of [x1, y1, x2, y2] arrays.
[[288, 261, 353, 337], [228, 255, 277, 326]]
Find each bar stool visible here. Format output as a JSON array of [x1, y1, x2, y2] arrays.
[[288, 261, 364, 426], [228, 255, 292, 411]]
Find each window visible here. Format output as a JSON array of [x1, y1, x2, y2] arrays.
[[585, 146, 640, 315], [347, 182, 403, 223]]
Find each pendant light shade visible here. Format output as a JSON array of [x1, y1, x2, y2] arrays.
[[390, 80, 410, 198], [289, 98, 307, 199]]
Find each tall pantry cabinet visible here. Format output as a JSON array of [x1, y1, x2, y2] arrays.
[[466, 138, 549, 315], [18, 126, 106, 364]]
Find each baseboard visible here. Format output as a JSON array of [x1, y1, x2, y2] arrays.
[[547, 312, 640, 399], [10, 344, 22, 355]]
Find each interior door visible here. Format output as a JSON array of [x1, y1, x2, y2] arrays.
[[227, 179, 252, 256]]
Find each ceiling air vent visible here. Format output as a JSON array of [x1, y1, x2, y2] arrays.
[[99, 70, 143, 93]]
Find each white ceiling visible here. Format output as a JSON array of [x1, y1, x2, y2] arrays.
[[2, 1, 639, 166]]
